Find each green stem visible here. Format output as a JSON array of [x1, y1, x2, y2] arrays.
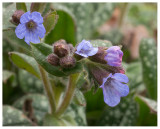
[[38, 65, 56, 114], [55, 73, 80, 117]]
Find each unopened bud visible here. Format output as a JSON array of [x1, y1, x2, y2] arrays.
[[60, 56, 76, 68], [89, 47, 107, 64], [68, 43, 75, 54], [47, 54, 59, 66], [12, 10, 24, 25], [53, 39, 69, 58]]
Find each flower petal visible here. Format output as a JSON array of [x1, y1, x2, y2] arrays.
[[81, 40, 92, 51], [106, 46, 121, 53], [15, 24, 26, 39], [112, 73, 129, 83], [101, 85, 121, 107], [20, 11, 30, 24], [105, 46, 123, 67], [105, 52, 122, 67], [36, 24, 46, 38], [76, 40, 91, 52], [30, 31, 40, 43], [100, 73, 112, 88], [111, 79, 129, 97], [31, 12, 43, 24], [75, 51, 88, 57], [24, 30, 31, 45], [87, 47, 98, 56]]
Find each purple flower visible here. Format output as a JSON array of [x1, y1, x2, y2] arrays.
[[15, 11, 46, 45], [100, 73, 129, 107], [75, 40, 98, 57], [104, 46, 123, 67]]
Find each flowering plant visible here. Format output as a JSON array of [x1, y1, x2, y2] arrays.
[[3, 2, 157, 126]]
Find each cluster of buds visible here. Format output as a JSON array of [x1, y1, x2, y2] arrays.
[[47, 39, 76, 68], [74, 40, 129, 107]]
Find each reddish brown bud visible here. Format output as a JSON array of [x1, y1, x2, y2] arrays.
[[60, 56, 76, 68], [12, 10, 24, 25], [47, 54, 60, 66], [68, 43, 75, 54], [89, 47, 107, 64], [53, 39, 69, 58]]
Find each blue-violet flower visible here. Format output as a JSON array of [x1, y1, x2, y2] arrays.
[[75, 40, 98, 57], [15, 11, 46, 45], [104, 46, 123, 67], [100, 73, 129, 107]]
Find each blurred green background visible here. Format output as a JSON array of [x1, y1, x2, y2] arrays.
[[3, 3, 157, 126]]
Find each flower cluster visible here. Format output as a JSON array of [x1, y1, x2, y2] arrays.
[[13, 9, 129, 107], [15, 11, 46, 45], [75, 40, 129, 107]]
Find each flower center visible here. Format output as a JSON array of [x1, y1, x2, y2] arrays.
[[26, 20, 37, 30]]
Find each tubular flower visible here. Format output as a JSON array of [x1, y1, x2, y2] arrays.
[[15, 11, 46, 45], [100, 73, 129, 107], [75, 40, 98, 57], [104, 46, 123, 67]]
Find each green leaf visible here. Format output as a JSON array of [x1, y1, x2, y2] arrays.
[[3, 3, 16, 30], [135, 95, 157, 114], [43, 10, 58, 35], [43, 114, 77, 126], [3, 105, 32, 126], [30, 3, 46, 13], [3, 70, 15, 84], [96, 94, 138, 126], [135, 95, 157, 126], [44, 8, 76, 46], [16, 3, 27, 12], [19, 69, 44, 93], [90, 39, 112, 47], [31, 43, 82, 77], [9, 52, 40, 79], [73, 89, 86, 106], [3, 29, 31, 54], [126, 62, 143, 90], [76, 70, 90, 89], [139, 38, 157, 100], [99, 29, 123, 45], [44, 97, 87, 126], [60, 3, 114, 42], [60, 102, 87, 126], [84, 88, 105, 112], [13, 94, 49, 125]]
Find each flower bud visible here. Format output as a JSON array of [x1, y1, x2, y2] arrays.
[[53, 39, 69, 58], [60, 56, 76, 68], [89, 47, 107, 64], [68, 43, 75, 54], [104, 46, 123, 67], [47, 53, 59, 66], [12, 10, 25, 25]]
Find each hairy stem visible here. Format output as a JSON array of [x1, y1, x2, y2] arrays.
[[38, 65, 56, 114], [55, 73, 79, 117]]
